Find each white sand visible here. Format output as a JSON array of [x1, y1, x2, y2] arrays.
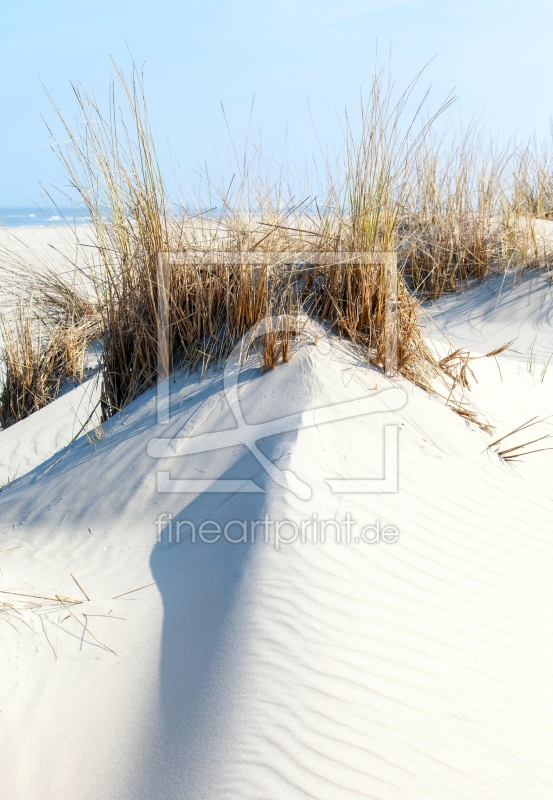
[[0, 228, 552, 799], [0, 378, 101, 486], [426, 268, 553, 364], [0, 224, 95, 273]]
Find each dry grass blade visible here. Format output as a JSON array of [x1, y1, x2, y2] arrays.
[[498, 434, 552, 461], [0, 266, 102, 429], [482, 341, 515, 358], [502, 446, 553, 461], [70, 573, 91, 602], [0, 589, 82, 604], [55, 596, 116, 655], [488, 416, 540, 448], [488, 414, 552, 460]]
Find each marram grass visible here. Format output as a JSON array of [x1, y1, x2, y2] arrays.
[[2, 61, 553, 429]]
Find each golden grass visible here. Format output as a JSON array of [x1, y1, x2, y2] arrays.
[[489, 416, 553, 461], [35, 61, 449, 418], [2, 61, 553, 429], [0, 278, 102, 428], [0, 306, 65, 427]]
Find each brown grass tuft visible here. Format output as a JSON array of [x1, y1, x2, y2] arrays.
[[5, 60, 553, 431]]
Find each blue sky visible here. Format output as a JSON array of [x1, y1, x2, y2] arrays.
[[1, 0, 552, 206]]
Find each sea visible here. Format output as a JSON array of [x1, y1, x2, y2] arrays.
[[0, 207, 93, 228]]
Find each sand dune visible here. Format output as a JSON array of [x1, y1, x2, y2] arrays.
[[1, 277, 552, 798], [427, 268, 553, 363]]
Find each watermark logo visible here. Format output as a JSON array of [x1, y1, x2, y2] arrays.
[[147, 252, 407, 499], [154, 512, 400, 549]]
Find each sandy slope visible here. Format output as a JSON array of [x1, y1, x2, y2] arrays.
[[0, 377, 101, 487], [1, 280, 552, 799], [1, 227, 552, 798], [426, 268, 553, 364]]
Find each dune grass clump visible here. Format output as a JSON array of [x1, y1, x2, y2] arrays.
[[401, 131, 505, 297], [37, 61, 454, 419], [512, 129, 553, 221], [400, 126, 553, 297], [0, 227, 104, 428], [6, 59, 553, 429], [0, 306, 66, 428], [0, 265, 102, 429], [0, 305, 101, 430]]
